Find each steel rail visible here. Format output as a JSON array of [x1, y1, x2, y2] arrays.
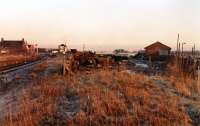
[[0, 56, 48, 75]]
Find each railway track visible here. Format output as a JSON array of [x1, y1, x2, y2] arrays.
[[0, 56, 47, 74], [0, 56, 48, 83]]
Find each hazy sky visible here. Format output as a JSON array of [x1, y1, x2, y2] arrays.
[[0, 0, 199, 51]]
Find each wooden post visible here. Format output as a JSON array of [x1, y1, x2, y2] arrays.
[[194, 44, 196, 58], [177, 34, 179, 56], [63, 63, 66, 76], [176, 34, 179, 70], [182, 43, 184, 57], [62, 43, 67, 76], [198, 66, 200, 81], [197, 66, 200, 92], [149, 56, 152, 69], [178, 40, 181, 72]]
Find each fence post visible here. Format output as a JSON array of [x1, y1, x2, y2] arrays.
[[198, 66, 200, 82], [197, 66, 200, 92]]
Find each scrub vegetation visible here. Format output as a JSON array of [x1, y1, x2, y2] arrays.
[[2, 68, 200, 126]]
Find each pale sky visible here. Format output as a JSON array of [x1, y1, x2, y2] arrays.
[[0, 0, 199, 51]]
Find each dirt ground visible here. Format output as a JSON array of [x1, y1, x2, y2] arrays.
[[0, 57, 62, 120]]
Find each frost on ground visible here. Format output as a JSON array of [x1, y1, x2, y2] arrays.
[[0, 57, 61, 121], [1, 66, 200, 126]]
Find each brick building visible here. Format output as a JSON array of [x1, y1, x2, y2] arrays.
[[0, 38, 27, 54], [144, 41, 171, 60]]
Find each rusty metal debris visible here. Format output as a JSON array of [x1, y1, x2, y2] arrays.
[[63, 51, 112, 75]]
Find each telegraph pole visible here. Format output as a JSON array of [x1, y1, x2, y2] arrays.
[[177, 34, 180, 57], [182, 42, 186, 57], [176, 34, 181, 71]]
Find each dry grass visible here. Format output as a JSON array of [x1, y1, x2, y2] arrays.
[[0, 54, 38, 68], [1, 70, 192, 126], [167, 62, 200, 97], [1, 75, 66, 126]]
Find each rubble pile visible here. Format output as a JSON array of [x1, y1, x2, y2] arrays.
[[63, 51, 112, 75]]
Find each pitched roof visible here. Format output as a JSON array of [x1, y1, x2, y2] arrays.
[[144, 41, 171, 50], [0, 39, 25, 48]]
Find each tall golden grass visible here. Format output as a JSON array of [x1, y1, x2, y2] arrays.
[[167, 62, 200, 97], [1, 70, 192, 126]]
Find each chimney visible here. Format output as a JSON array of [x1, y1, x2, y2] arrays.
[[1, 37, 4, 42]]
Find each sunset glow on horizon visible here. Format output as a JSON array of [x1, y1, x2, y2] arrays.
[[0, 0, 199, 51]]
